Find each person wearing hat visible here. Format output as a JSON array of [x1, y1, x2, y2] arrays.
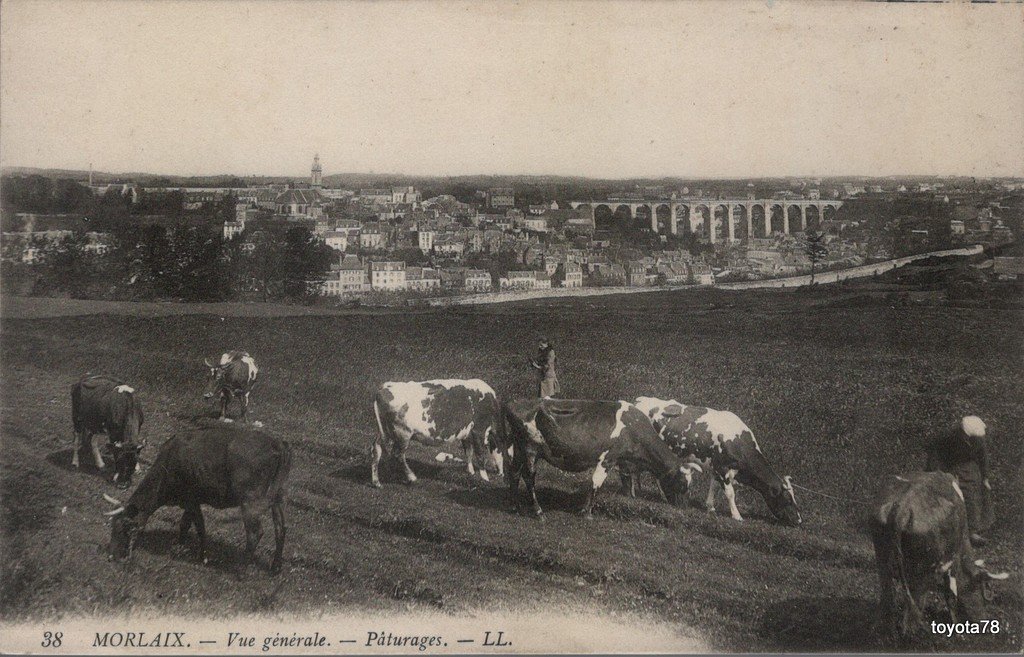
[[925, 415, 993, 546], [530, 338, 559, 398]]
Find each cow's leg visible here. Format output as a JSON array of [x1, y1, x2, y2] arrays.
[[178, 508, 195, 543], [193, 507, 207, 564], [241, 391, 250, 423], [396, 436, 417, 484], [462, 438, 476, 476], [705, 476, 719, 513], [370, 439, 384, 488], [241, 507, 263, 573], [583, 451, 612, 519], [220, 392, 231, 422], [465, 434, 490, 482], [89, 434, 105, 469], [524, 452, 543, 519], [72, 429, 83, 468], [723, 469, 743, 521], [270, 503, 286, 575], [506, 448, 524, 512]]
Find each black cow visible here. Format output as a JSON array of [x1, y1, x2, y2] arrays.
[[503, 399, 703, 519], [71, 374, 145, 489], [103, 422, 292, 575], [204, 351, 259, 422], [634, 396, 801, 526], [869, 471, 1008, 644]]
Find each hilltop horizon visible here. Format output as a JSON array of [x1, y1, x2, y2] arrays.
[[5, 165, 1021, 187]]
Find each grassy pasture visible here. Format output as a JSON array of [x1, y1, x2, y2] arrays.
[[1, 288, 1021, 652]]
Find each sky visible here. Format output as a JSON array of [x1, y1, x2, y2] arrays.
[[1, 1, 1022, 179]]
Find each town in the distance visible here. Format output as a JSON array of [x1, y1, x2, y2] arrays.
[[2, 155, 1022, 304]]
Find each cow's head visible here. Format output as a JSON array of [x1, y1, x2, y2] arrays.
[[103, 494, 141, 560], [203, 358, 225, 399], [766, 475, 802, 526], [952, 558, 1010, 620], [659, 458, 703, 505], [110, 440, 143, 489]]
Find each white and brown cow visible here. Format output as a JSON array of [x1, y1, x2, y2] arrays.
[[870, 471, 1008, 644], [634, 396, 801, 526], [371, 379, 505, 488], [204, 351, 259, 422], [503, 398, 703, 519]]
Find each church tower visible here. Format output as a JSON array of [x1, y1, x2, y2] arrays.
[[311, 153, 322, 189]]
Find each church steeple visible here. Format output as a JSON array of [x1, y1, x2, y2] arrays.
[[311, 153, 322, 189]]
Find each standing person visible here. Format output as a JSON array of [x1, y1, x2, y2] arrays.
[[925, 415, 993, 546], [530, 337, 559, 398]]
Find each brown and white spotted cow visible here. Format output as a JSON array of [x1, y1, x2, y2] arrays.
[[204, 351, 259, 422], [634, 396, 801, 526], [371, 379, 505, 488], [502, 398, 703, 519]]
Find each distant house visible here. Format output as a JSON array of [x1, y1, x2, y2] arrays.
[[500, 270, 536, 290], [486, 187, 515, 210], [406, 266, 442, 292], [434, 239, 465, 258], [464, 269, 492, 292], [626, 261, 648, 287], [993, 257, 1024, 281], [324, 231, 348, 252], [535, 271, 552, 289], [223, 221, 245, 240], [555, 262, 583, 288], [370, 260, 406, 291], [418, 230, 436, 253], [360, 223, 384, 250], [524, 216, 548, 232], [690, 262, 715, 286], [275, 189, 323, 219]]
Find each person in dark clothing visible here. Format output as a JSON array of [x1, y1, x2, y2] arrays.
[[529, 338, 559, 398], [925, 415, 993, 546]]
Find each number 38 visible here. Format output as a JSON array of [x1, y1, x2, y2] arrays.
[[42, 631, 63, 648]]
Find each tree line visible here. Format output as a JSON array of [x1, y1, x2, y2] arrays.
[[2, 220, 334, 303]]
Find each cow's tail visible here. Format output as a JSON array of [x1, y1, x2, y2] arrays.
[[71, 379, 83, 433], [269, 439, 293, 504], [372, 392, 392, 457], [888, 506, 924, 639]]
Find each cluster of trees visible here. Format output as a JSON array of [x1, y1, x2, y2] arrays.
[[1, 175, 236, 232], [2, 221, 334, 303]]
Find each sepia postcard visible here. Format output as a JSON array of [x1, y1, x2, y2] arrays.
[[1, 0, 1022, 654]]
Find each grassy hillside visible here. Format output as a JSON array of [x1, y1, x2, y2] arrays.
[[1, 288, 1021, 651]]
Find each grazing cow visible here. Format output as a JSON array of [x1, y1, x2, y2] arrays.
[[371, 379, 505, 488], [503, 398, 703, 519], [634, 396, 801, 526], [103, 422, 292, 575], [204, 351, 259, 422], [869, 471, 1008, 644], [71, 374, 145, 489]]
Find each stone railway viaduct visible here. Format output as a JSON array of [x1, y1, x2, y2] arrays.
[[569, 198, 843, 243]]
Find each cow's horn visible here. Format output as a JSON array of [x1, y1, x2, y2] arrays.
[[103, 507, 125, 516], [204, 358, 213, 368], [102, 493, 122, 506], [974, 559, 986, 567], [681, 462, 703, 474], [783, 475, 794, 489], [986, 571, 1010, 580]]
